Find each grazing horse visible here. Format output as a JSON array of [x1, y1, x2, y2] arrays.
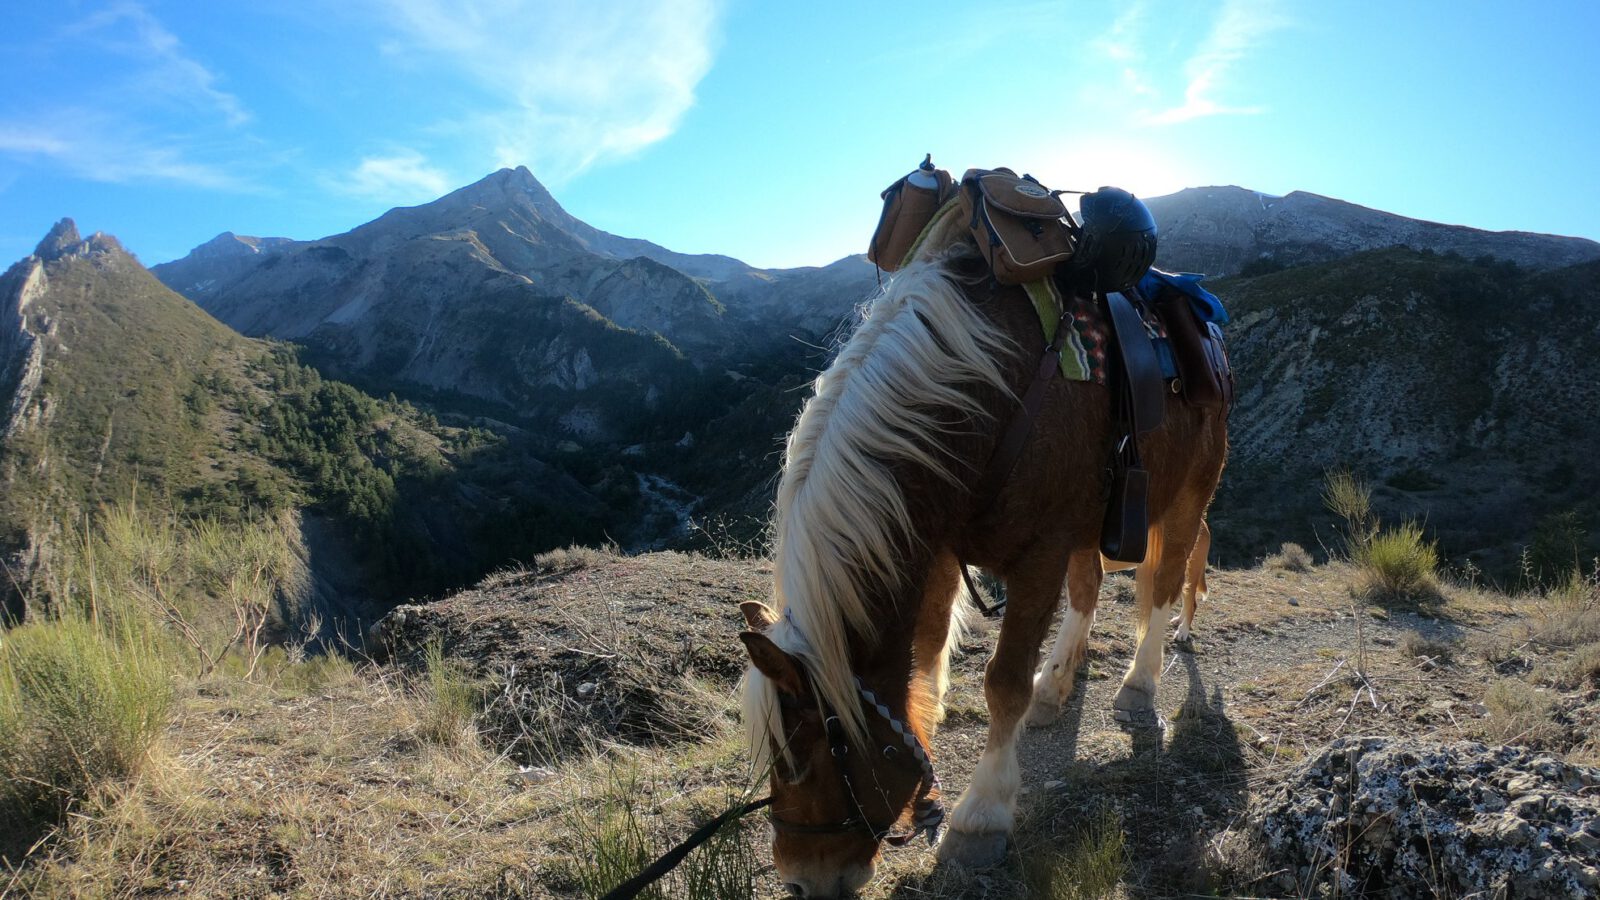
[[738, 221, 1227, 897]]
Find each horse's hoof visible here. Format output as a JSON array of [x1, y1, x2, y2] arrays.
[[1112, 682, 1154, 716], [936, 829, 1009, 868], [1113, 706, 1167, 733], [1024, 699, 1060, 727]]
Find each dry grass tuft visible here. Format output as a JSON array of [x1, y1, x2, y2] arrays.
[[419, 640, 481, 748], [548, 759, 760, 900], [1019, 805, 1127, 899], [1528, 566, 1600, 648], [533, 543, 617, 574], [1398, 630, 1456, 667], [1481, 679, 1560, 748], [0, 615, 172, 864], [1547, 643, 1600, 690], [1264, 542, 1313, 572]]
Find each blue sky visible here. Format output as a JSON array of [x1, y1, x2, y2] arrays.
[[2, 0, 1597, 270]]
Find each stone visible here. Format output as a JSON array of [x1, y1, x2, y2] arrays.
[[515, 765, 558, 785], [1245, 737, 1600, 900]]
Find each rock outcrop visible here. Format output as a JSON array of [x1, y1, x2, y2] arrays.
[[1248, 737, 1600, 899]]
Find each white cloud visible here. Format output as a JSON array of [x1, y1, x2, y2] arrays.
[[341, 150, 453, 202], [65, 1, 249, 126], [1148, 0, 1287, 125], [0, 113, 243, 190], [371, 0, 722, 182], [0, 3, 252, 191]]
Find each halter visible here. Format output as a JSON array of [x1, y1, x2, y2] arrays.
[[767, 674, 945, 847]]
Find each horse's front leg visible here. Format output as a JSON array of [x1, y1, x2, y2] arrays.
[[938, 545, 1070, 868]]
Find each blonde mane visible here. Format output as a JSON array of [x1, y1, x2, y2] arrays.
[[743, 249, 1012, 767]]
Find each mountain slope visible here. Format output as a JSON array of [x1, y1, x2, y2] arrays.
[[1208, 247, 1600, 575], [151, 169, 774, 443], [1146, 186, 1600, 277]]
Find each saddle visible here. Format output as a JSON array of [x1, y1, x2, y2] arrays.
[[868, 159, 1234, 567]]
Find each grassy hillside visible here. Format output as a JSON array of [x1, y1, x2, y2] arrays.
[[0, 230, 643, 623]]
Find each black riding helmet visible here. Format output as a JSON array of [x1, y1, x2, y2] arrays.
[[1073, 186, 1158, 293]]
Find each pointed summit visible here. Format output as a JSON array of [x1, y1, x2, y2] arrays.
[[34, 218, 82, 261], [448, 165, 566, 219]]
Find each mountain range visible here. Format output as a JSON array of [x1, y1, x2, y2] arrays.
[[4, 167, 1598, 626]]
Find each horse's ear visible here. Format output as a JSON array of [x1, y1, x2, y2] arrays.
[[740, 631, 804, 696], [739, 600, 778, 630]]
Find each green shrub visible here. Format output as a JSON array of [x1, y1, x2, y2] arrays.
[[1355, 521, 1440, 600], [1322, 469, 1375, 551], [0, 616, 172, 860]]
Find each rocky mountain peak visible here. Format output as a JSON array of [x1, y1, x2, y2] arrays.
[[32, 219, 126, 263], [191, 232, 291, 261], [449, 166, 564, 218], [34, 218, 82, 261]]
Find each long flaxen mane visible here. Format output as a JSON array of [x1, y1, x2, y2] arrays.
[[743, 247, 1012, 770]]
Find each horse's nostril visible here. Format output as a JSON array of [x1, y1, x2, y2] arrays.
[[784, 883, 806, 897]]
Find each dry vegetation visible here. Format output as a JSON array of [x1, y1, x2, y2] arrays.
[[4, 503, 1600, 898]]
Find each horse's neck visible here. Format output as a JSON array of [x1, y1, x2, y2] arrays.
[[843, 578, 930, 716]]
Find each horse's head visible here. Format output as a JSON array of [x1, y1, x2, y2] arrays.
[[738, 601, 939, 899]]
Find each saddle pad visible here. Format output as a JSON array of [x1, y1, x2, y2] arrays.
[[1022, 277, 1110, 384], [1140, 268, 1228, 325]]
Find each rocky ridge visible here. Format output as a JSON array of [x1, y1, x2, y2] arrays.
[[1147, 186, 1600, 277]]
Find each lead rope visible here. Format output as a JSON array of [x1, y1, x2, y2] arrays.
[[598, 795, 773, 900]]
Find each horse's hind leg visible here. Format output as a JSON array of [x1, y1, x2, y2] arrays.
[[1112, 523, 1195, 728], [939, 542, 1070, 868], [1170, 518, 1211, 643], [1026, 546, 1102, 726]]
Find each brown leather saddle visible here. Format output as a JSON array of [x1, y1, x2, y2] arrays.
[[1099, 283, 1233, 562], [972, 274, 1233, 570]]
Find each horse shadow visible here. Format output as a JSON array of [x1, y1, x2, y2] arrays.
[[895, 643, 1250, 898]]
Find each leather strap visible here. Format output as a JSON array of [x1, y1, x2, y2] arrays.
[[1104, 290, 1165, 435], [971, 306, 1071, 519]]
